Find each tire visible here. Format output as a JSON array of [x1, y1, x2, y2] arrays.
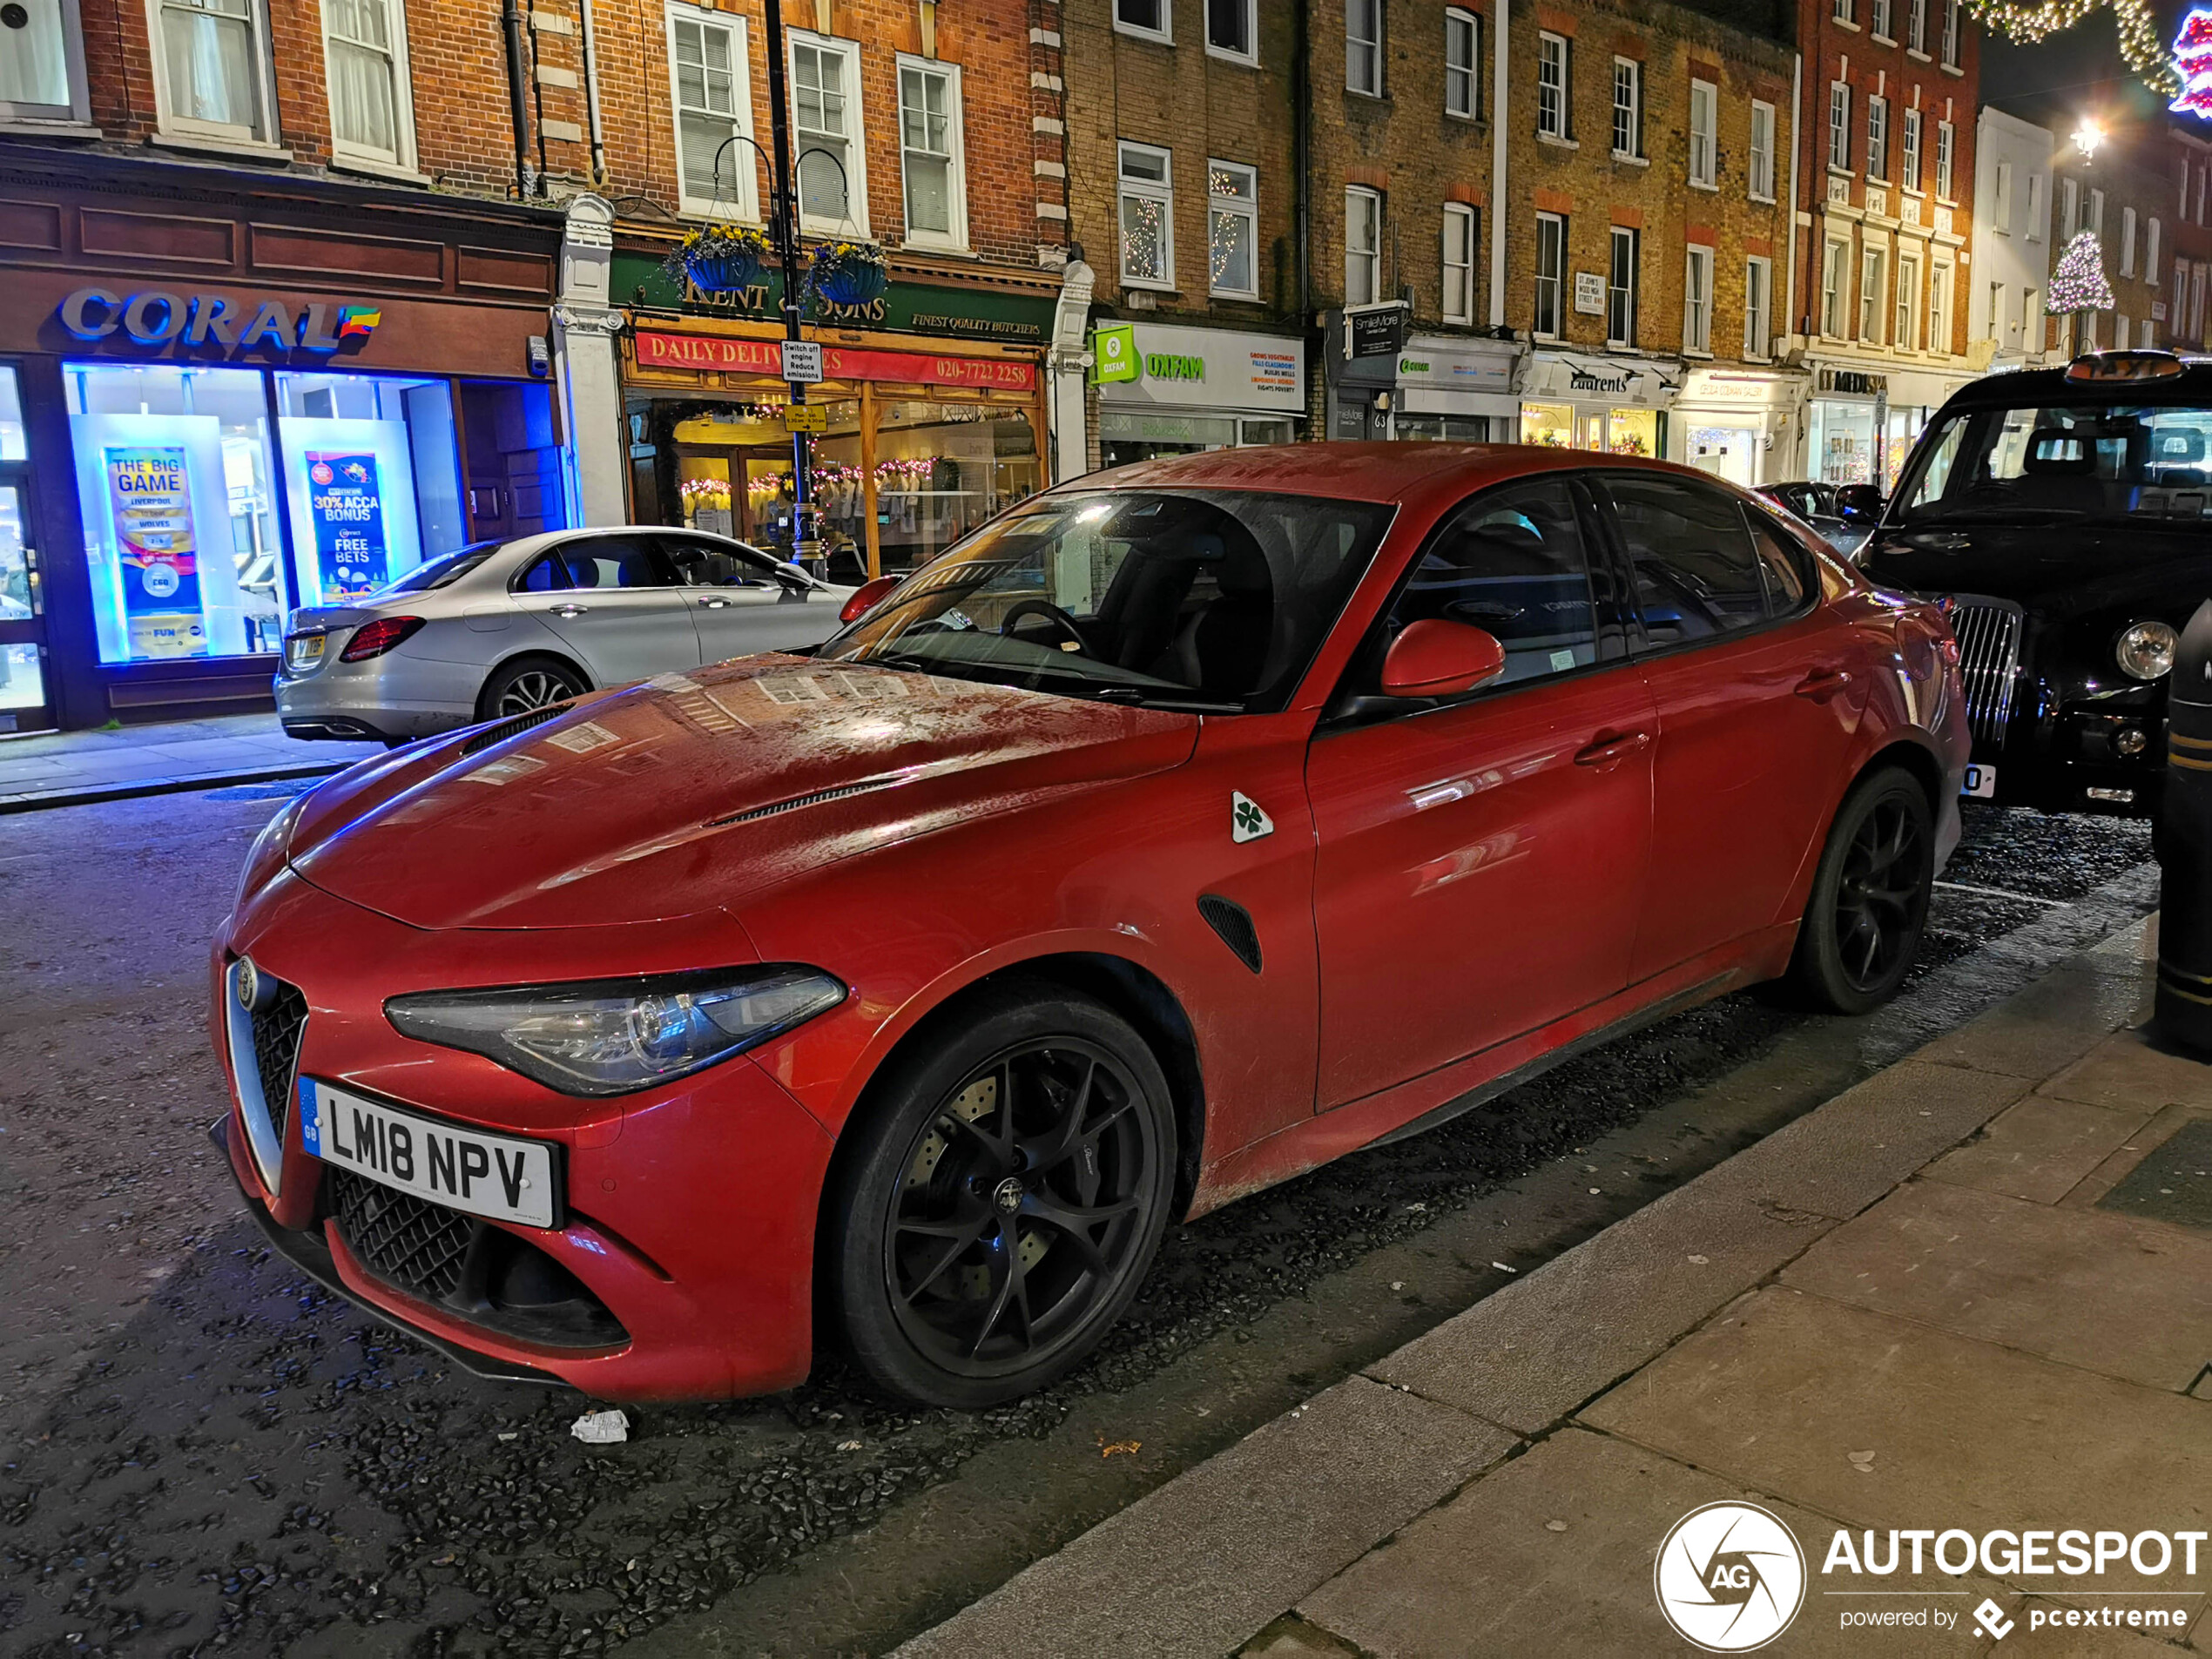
[[476, 655, 590, 721], [824, 982, 1177, 1407], [1785, 765, 1935, 1015]]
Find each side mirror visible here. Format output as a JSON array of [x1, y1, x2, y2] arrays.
[[840, 574, 902, 624], [1379, 618, 1508, 698]]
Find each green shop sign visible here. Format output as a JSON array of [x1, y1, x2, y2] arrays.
[[1091, 324, 1138, 384], [612, 251, 1051, 344], [1143, 352, 1205, 381]]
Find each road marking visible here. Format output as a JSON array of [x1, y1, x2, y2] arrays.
[[1933, 880, 2072, 907]]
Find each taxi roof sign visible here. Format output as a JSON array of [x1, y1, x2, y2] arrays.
[[2065, 349, 2188, 383]]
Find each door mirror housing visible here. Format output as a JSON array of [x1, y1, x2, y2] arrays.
[[840, 574, 903, 624], [1379, 618, 1508, 698]]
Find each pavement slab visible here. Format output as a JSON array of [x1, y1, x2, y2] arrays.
[[2040, 1027, 2212, 1115], [1913, 966, 2156, 1081], [2063, 1103, 2212, 1213], [1779, 1177, 2212, 1392], [1924, 1090, 2161, 1205], [1579, 1286, 2212, 1615], [890, 1377, 1515, 1659], [2096, 1116, 2212, 1231]]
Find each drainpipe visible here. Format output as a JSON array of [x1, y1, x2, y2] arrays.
[[1488, 0, 1508, 329], [501, 0, 533, 199], [578, 0, 609, 185], [1293, 0, 1311, 320], [1786, 51, 1803, 342]]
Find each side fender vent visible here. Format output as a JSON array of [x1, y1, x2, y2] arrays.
[[460, 702, 575, 756], [1197, 894, 1263, 974]]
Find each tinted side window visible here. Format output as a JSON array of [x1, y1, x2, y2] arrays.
[[1745, 514, 1810, 616], [558, 536, 677, 590], [1382, 478, 1600, 691], [516, 556, 571, 593], [1608, 475, 1766, 645], [664, 536, 783, 587]]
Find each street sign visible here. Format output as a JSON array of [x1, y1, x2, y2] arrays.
[[1574, 273, 1606, 314], [779, 339, 824, 382], [782, 404, 828, 433]]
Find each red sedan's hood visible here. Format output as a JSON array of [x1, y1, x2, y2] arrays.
[[288, 656, 1198, 930]]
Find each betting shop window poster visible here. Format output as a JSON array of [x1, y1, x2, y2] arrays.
[[306, 452, 389, 603], [105, 446, 208, 660]]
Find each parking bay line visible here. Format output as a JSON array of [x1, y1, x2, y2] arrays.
[[1934, 880, 2074, 907]]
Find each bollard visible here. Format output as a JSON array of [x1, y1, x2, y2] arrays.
[[2155, 597, 2212, 1051]]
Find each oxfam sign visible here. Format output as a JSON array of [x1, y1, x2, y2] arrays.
[[57, 287, 383, 357], [1143, 352, 1206, 381]]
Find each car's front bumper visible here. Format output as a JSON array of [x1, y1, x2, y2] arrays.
[[213, 872, 837, 1401]]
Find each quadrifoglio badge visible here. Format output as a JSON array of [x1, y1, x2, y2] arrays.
[[1657, 1511, 2209, 1647]]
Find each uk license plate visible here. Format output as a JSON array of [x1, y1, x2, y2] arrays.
[[300, 1078, 559, 1228], [286, 634, 327, 671], [1961, 763, 1998, 799]]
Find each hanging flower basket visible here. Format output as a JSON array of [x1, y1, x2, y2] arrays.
[[807, 240, 889, 309], [666, 226, 772, 295]]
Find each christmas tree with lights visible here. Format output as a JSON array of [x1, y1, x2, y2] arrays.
[[2049, 229, 2115, 318], [2175, 9, 2212, 117]]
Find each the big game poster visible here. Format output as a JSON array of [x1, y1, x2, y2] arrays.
[[306, 452, 389, 603], [105, 447, 206, 660]]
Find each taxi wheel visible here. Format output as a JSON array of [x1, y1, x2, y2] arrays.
[[826, 983, 1177, 1408], [1787, 766, 1934, 1015]]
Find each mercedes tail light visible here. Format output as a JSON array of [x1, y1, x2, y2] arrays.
[[340, 617, 427, 662]]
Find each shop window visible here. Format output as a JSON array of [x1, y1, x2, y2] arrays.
[[1521, 402, 1574, 448], [1345, 186, 1382, 307], [897, 57, 967, 250], [1534, 211, 1565, 339], [152, 0, 277, 145], [668, 4, 758, 219], [1605, 408, 1656, 456], [1345, 0, 1383, 96], [65, 362, 283, 662], [1536, 32, 1568, 139], [1444, 10, 1477, 118], [320, 0, 416, 170], [1810, 400, 1877, 485], [1208, 0, 1255, 60], [0, 368, 24, 461], [1744, 255, 1771, 358], [1114, 0, 1170, 44], [1118, 141, 1175, 290], [1750, 101, 1775, 201], [1608, 226, 1638, 348], [1689, 78, 1716, 185], [791, 32, 867, 234], [0, 0, 91, 123], [1442, 202, 1477, 325], [1209, 161, 1259, 300], [869, 401, 1040, 572], [0, 369, 46, 719]]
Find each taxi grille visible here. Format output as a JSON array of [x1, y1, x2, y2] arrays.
[[1946, 596, 2026, 745], [249, 981, 309, 1150], [328, 1169, 477, 1302]]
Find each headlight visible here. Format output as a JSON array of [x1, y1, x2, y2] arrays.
[[385, 967, 847, 1096], [2115, 620, 2178, 681], [236, 792, 307, 905]]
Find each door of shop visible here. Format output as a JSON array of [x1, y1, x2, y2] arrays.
[[0, 367, 56, 733]]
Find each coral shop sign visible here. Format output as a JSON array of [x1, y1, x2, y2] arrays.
[[58, 287, 382, 355]]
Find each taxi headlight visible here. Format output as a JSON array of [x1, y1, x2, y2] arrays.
[[386, 967, 847, 1096], [2115, 620, 2178, 681]]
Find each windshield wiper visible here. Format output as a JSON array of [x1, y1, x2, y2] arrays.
[[1084, 685, 1243, 711]]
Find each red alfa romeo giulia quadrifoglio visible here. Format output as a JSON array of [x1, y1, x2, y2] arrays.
[[213, 445, 1968, 1406]]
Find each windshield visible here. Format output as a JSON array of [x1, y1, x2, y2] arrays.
[[373, 542, 504, 596], [1895, 402, 2212, 526], [818, 490, 1394, 711]]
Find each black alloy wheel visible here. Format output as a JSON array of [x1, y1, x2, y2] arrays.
[[826, 986, 1176, 1406], [1787, 766, 1934, 1015], [478, 656, 590, 720]]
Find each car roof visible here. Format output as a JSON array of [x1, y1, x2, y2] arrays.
[[1056, 442, 1740, 506], [1939, 355, 2212, 410]]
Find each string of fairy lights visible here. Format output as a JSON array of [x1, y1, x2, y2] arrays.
[[1965, 0, 2179, 96]]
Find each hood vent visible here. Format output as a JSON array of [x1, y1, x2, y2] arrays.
[[459, 702, 575, 757], [707, 776, 901, 827]]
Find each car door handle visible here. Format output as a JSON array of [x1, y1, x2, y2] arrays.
[[698, 597, 733, 609], [553, 604, 589, 618], [1573, 730, 1651, 766], [1794, 667, 1854, 700]]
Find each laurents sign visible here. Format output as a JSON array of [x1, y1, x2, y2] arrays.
[[58, 287, 382, 356]]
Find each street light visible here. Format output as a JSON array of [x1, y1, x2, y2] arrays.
[[2074, 118, 2107, 160]]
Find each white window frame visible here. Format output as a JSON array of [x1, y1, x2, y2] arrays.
[[1832, 0, 1851, 22], [1931, 261, 1952, 353], [1743, 254, 1771, 358], [1935, 119, 1954, 199], [789, 29, 870, 237], [319, 0, 419, 172], [1908, 0, 1926, 52], [2090, 186, 2105, 236], [1821, 237, 1848, 336], [1444, 9, 1479, 119], [2026, 172, 2042, 240], [1860, 245, 1885, 342], [668, 7, 760, 219], [1537, 32, 1569, 140], [894, 54, 968, 253], [1612, 57, 1642, 159], [1116, 140, 1176, 290], [1683, 243, 1713, 354], [1345, 184, 1383, 306], [1986, 279, 2003, 340], [2121, 205, 2137, 276], [1993, 159, 2012, 233], [1114, 0, 1171, 46], [1442, 201, 1478, 323], [2060, 175, 2079, 239], [1865, 93, 1887, 181], [1689, 78, 1717, 187], [0, 0, 93, 124], [1901, 108, 1921, 191], [1206, 0, 1258, 62], [1749, 101, 1776, 201], [1207, 158, 1259, 300], [146, 0, 280, 145], [1346, 0, 1384, 97], [1829, 81, 1851, 174], [1871, 0, 1892, 38], [1941, 0, 1959, 67], [1896, 253, 1919, 348], [2149, 218, 2161, 281], [1534, 210, 1567, 338], [1608, 224, 1638, 347]]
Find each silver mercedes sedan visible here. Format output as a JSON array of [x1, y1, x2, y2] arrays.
[[275, 528, 857, 744]]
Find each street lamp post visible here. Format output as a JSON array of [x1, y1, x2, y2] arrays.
[[759, 0, 819, 574]]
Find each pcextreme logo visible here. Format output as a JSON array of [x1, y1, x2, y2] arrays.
[[1656, 1503, 1808, 1651]]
